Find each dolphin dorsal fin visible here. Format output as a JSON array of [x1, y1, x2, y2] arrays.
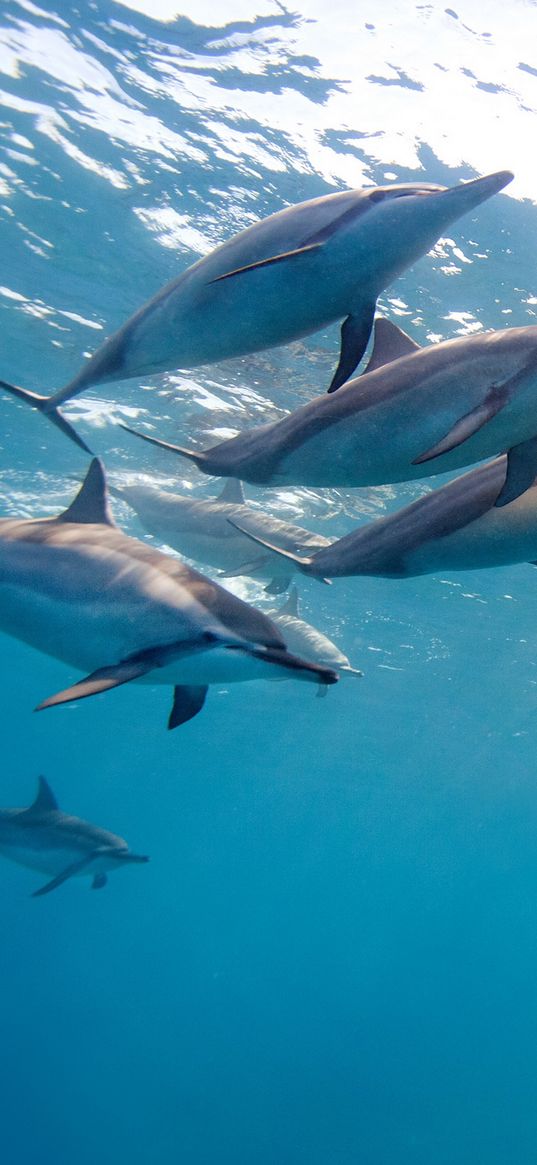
[[278, 585, 300, 617], [363, 318, 421, 374], [217, 478, 245, 504], [29, 776, 58, 814], [58, 459, 115, 526]]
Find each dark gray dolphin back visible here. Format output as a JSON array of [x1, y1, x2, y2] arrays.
[[317, 456, 508, 575]]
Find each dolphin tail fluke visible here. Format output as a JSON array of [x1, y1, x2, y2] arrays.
[[0, 380, 93, 454], [118, 423, 206, 468]]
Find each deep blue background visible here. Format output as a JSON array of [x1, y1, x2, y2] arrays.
[[1, 2, 537, 1161]]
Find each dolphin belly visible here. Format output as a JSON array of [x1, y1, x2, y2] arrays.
[[0, 841, 92, 876], [405, 496, 537, 574], [260, 356, 537, 488], [137, 642, 317, 686], [120, 256, 352, 376], [0, 572, 315, 689]]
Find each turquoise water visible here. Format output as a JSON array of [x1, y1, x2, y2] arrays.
[[2, 2, 537, 1161]]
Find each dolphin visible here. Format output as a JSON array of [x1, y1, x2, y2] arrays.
[[0, 776, 149, 897], [124, 318, 537, 508], [268, 587, 363, 675], [110, 475, 332, 594], [227, 454, 537, 579], [0, 171, 512, 449], [0, 460, 337, 728]]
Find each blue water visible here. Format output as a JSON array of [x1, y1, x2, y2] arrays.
[[2, 1, 537, 1161]]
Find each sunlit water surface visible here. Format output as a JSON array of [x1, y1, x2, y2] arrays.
[[1, 2, 537, 1162]]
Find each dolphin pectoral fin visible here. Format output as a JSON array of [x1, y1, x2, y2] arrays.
[[412, 385, 509, 465], [35, 659, 152, 713], [0, 379, 93, 454], [227, 642, 338, 687], [118, 423, 206, 467], [168, 685, 208, 729], [327, 305, 377, 393], [92, 873, 107, 890], [209, 242, 322, 284], [32, 852, 98, 897], [494, 436, 537, 506], [227, 518, 314, 575]]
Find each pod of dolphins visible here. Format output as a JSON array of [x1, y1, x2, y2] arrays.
[[2, 166, 532, 895]]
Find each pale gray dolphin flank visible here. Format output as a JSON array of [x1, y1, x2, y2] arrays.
[[0, 776, 148, 897], [0, 171, 512, 448], [268, 587, 363, 676], [126, 318, 537, 508], [110, 476, 332, 594], [0, 460, 337, 728], [228, 455, 537, 579]]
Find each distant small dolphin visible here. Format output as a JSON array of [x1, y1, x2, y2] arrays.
[[0, 460, 337, 728], [0, 171, 512, 449], [0, 776, 148, 897], [228, 455, 537, 579], [110, 475, 332, 594], [125, 318, 537, 507], [268, 587, 363, 676]]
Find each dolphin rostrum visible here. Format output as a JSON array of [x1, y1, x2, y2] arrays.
[[0, 776, 149, 897], [110, 475, 332, 594], [268, 587, 363, 675], [0, 460, 337, 728], [124, 318, 537, 508], [0, 171, 512, 449], [228, 455, 537, 579]]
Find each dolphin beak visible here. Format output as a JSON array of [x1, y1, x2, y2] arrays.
[[439, 169, 514, 211]]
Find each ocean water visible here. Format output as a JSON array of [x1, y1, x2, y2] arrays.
[[1, 1, 537, 1161]]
